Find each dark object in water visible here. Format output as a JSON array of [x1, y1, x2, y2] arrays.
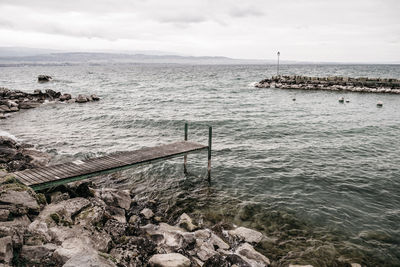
[[38, 75, 52, 82], [339, 97, 344, 103], [377, 101, 383, 107]]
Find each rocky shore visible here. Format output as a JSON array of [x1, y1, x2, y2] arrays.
[[0, 87, 100, 120], [0, 171, 275, 267], [255, 76, 400, 94]]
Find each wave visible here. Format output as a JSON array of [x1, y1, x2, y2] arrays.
[[0, 130, 18, 141]]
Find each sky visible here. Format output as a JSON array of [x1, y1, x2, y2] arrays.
[[0, 0, 399, 62]]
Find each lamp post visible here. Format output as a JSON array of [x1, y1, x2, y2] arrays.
[[277, 51, 280, 77]]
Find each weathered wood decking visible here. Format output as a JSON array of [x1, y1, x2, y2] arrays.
[[13, 141, 208, 191]]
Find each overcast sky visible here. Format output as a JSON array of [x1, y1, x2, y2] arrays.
[[0, 0, 399, 62]]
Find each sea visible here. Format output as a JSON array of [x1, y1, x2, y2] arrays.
[[1, 63, 400, 266]]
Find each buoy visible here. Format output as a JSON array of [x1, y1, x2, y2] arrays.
[[377, 101, 383, 107], [292, 98, 296, 101], [339, 97, 344, 103], [345, 100, 350, 103]]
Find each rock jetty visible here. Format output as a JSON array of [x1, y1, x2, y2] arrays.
[[255, 76, 400, 94], [0, 87, 100, 119]]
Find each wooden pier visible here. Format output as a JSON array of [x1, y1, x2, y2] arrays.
[[12, 124, 212, 191]]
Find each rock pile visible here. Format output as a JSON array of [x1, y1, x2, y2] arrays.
[[0, 174, 274, 267], [255, 76, 400, 94], [0, 136, 50, 172], [0, 87, 100, 119]]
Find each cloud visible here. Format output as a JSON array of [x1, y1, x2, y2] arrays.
[[0, 0, 399, 62]]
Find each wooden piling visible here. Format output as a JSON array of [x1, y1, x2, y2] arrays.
[[208, 126, 212, 182], [184, 123, 188, 174]]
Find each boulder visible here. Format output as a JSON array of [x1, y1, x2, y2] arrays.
[[0, 105, 10, 112], [45, 89, 61, 98], [0, 236, 13, 264], [29, 197, 90, 228], [20, 243, 58, 264], [204, 254, 230, 267], [228, 227, 263, 244], [38, 75, 52, 82], [148, 253, 191, 267], [59, 94, 72, 101], [226, 254, 251, 267], [140, 208, 154, 219], [76, 95, 89, 103], [95, 188, 131, 210], [91, 94, 100, 101], [0, 209, 9, 221], [235, 243, 270, 266], [0, 113, 5, 120], [177, 213, 198, 231], [21, 149, 51, 167], [0, 189, 39, 212]]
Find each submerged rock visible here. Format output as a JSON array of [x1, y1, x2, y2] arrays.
[[148, 253, 191, 267], [228, 226, 263, 244]]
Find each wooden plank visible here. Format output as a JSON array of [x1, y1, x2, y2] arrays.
[[12, 141, 208, 190]]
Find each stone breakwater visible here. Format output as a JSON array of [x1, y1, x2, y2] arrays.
[[254, 76, 400, 94], [0, 87, 100, 119]]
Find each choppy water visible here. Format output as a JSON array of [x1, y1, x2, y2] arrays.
[[1, 64, 400, 266]]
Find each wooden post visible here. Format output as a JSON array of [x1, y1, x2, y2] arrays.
[[207, 126, 212, 182], [184, 123, 188, 174]]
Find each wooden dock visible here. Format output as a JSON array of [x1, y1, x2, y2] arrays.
[[12, 124, 212, 191]]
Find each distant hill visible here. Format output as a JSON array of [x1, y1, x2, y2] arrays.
[[0, 47, 276, 65]]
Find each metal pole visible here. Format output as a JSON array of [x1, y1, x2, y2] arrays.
[[207, 126, 212, 182], [184, 123, 188, 174], [277, 51, 280, 77]]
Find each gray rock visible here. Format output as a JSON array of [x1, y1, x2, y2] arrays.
[[177, 213, 198, 231], [235, 243, 270, 266], [50, 191, 70, 203], [0, 113, 5, 120], [129, 215, 138, 224], [59, 93, 72, 101], [148, 253, 191, 267], [91, 94, 100, 101], [0, 189, 39, 212], [0, 209, 9, 221], [67, 98, 76, 103], [52, 236, 94, 264], [21, 149, 51, 167], [20, 243, 57, 263], [76, 95, 89, 103], [288, 265, 314, 267], [29, 197, 90, 228], [0, 105, 10, 112], [9, 107, 18, 112], [0, 236, 13, 264], [228, 226, 263, 244], [0, 215, 31, 228], [75, 205, 104, 226], [18, 101, 41, 109], [106, 206, 126, 223], [38, 75, 52, 82], [96, 188, 131, 210], [141, 208, 154, 219]]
